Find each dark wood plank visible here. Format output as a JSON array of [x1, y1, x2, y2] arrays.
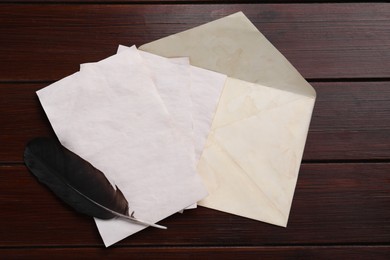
[[304, 81, 390, 161], [0, 83, 55, 163], [2, 82, 389, 162], [1, 246, 390, 259], [1, 163, 389, 246], [0, 4, 389, 81]]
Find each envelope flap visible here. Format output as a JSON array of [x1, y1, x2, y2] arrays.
[[140, 12, 316, 98]]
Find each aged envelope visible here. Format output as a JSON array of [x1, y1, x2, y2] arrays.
[[140, 12, 316, 227]]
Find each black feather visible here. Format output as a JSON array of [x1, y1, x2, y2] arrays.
[[24, 137, 129, 219], [23, 137, 166, 229]]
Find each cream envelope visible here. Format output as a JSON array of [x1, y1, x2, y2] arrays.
[[140, 12, 316, 227]]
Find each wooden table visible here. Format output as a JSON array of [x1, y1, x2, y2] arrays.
[[1, 1, 389, 259]]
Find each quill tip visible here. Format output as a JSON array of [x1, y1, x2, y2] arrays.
[[151, 223, 167, 230]]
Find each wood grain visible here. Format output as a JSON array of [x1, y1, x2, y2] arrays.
[[0, 4, 389, 81], [305, 81, 390, 161], [2, 82, 389, 162], [1, 246, 390, 259], [1, 163, 389, 246]]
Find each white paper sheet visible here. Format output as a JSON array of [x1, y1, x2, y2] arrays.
[[37, 46, 207, 246], [117, 46, 196, 210], [82, 46, 226, 211], [117, 45, 194, 142], [116, 46, 227, 163]]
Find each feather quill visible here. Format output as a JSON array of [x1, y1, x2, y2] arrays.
[[24, 137, 166, 229]]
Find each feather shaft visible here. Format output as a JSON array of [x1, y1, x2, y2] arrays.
[[24, 137, 166, 230], [72, 185, 167, 229]]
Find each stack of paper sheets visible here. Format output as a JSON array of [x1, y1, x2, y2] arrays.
[[36, 12, 316, 247], [37, 45, 226, 246]]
